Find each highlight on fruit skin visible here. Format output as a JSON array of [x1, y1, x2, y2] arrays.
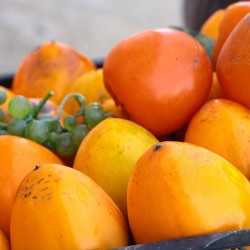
[[103, 28, 213, 137], [10, 163, 131, 250], [127, 141, 250, 244]]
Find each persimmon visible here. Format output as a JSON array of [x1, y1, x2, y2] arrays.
[[11, 41, 96, 105], [216, 12, 250, 109], [127, 141, 250, 244], [73, 117, 158, 217], [0, 135, 63, 239], [212, 1, 250, 66], [103, 28, 213, 137], [185, 98, 250, 180], [10, 164, 130, 249], [200, 9, 225, 40]]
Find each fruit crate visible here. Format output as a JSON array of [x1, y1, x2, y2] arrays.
[[115, 229, 250, 250], [1, 63, 250, 250]]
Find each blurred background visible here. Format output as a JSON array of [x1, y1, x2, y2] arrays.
[[0, 0, 185, 75]]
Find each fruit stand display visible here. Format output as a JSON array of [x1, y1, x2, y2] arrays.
[[1, 1, 250, 249]]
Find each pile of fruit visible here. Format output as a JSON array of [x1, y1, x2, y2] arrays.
[[1, 1, 250, 249]]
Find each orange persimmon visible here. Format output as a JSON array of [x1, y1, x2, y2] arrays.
[[212, 1, 250, 65], [103, 28, 213, 137]]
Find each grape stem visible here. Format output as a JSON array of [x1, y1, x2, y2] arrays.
[[33, 91, 55, 119], [56, 93, 86, 130]]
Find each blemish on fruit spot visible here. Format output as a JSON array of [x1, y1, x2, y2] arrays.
[[153, 144, 163, 151], [193, 57, 198, 65], [34, 165, 40, 171]]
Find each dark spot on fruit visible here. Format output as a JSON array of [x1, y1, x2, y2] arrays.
[[34, 165, 40, 171], [37, 178, 45, 184], [24, 192, 31, 198], [153, 144, 163, 151]]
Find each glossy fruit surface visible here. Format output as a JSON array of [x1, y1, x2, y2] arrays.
[[185, 98, 250, 180], [127, 141, 250, 244], [103, 28, 213, 136], [0, 135, 63, 239], [73, 117, 158, 217], [216, 13, 250, 109], [11, 41, 96, 105], [10, 164, 130, 250]]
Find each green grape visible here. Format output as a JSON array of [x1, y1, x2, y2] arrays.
[[40, 117, 59, 132], [48, 131, 58, 144], [84, 102, 106, 127], [72, 124, 90, 148], [24, 120, 49, 144], [43, 140, 56, 152], [8, 95, 31, 119], [7, 118, 27, 136], [55, 132, 76, 157], [63, 115, 77, 132], [0, 108, 5, 122], [0, 90, 7, 105]]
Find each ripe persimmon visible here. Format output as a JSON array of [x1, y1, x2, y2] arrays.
[[200, 9, 225, 40], [0, 135, 63, 239], [185, 98, 250, 180], [10, 164, 130, 249], [216, 12, 250, 109], [73, 117, 158, 217], [11, 41, 96, 105], [212, 1, 250, 65], [127, 141, 250, 244], [103, 28, 213, 137]]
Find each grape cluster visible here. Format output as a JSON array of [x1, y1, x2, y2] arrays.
[[0, 90, 113, 156]]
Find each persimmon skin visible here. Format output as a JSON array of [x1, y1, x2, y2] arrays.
[[185, 98, 250, 180], [212, 1, 250, 65], [11, 41, 96, 105], [200, 9, 225, 40], [0, 135, 63, 239], [127, 141, 250, 244], [103, 28, 213, 137], [216, 13, 250, 109]]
